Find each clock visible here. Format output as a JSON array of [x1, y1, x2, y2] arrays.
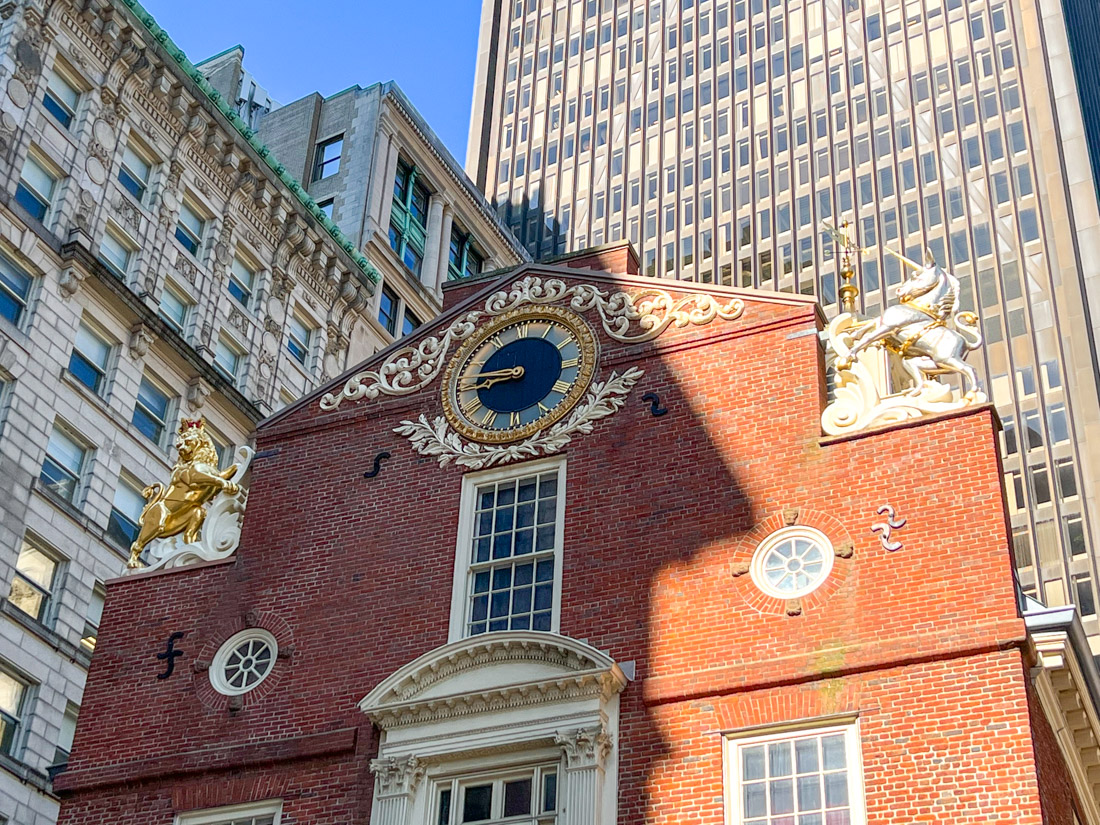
[[442, 306, 598, 443]]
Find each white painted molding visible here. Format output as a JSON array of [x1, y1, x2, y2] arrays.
[[1031, 629, 1100, 825], [360, 631, 628, 730]]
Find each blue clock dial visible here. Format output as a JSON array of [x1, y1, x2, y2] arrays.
[[453, 315, 588, 435], [477, 338, 562, 413]]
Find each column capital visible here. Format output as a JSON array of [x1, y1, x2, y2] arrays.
[[370, 755, 425, 798], [555, 725, 613, 770]]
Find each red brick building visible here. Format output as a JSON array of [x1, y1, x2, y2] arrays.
[[55, 245, 1100, 824]]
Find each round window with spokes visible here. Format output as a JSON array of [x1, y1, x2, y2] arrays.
[[210, 628, 278, 696], [749, 527, 835, 600]]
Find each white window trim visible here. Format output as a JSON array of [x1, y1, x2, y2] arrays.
[[723, 717, 867, 825], [447, 454, 568, 643], [749, 525, 835, 600], [175, 799, 283, 825], [209, 628, 279, 696]]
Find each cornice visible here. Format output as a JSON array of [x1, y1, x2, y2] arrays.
[[360, 632, 628, 730], [1030, 629, 1100, 825], [105, 0, 379, 286]]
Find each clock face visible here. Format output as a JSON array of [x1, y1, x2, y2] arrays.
[[443, 307, 597, 443]]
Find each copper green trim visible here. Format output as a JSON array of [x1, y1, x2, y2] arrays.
[[117, 0, 379, 284]]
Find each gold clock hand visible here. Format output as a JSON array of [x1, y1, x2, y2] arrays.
[[461, 366, 525, 390]]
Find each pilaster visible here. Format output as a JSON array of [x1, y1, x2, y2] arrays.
[[555, 725, 613, 825], [422, 194, 446, 288], [369, 755, 425, 825], [436, 204, 455, 292]]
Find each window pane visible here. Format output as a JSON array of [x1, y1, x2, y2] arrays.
[[0, 671, 24, 717], [46, 427, 84, 474], [159, 288, 188, 330], [462, 784, 493, 822], [100, 232, 131, 273], [21, 157, 56, 200]]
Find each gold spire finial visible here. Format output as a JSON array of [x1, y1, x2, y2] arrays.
[[820, 220, 861, 313]]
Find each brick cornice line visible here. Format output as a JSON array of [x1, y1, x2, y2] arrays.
[[641, 619, 1027, 706], [54, 727, 357, 794]]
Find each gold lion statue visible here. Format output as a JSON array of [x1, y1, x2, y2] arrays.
[[128, 418, 241, 569]]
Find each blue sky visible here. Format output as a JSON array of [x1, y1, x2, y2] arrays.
[[143, 0, 484, 163]]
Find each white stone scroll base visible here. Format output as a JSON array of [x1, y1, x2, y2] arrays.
[[821, 313, 987, 436], [135, 445, 255, 574]]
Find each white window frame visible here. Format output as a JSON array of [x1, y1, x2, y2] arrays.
[[42, 64, 81, 129], [723, 718, 867, 825], [175, 200, 206, 256], [99, 222, 135, 277], [228, 255, 256, 308], [118, 141, 152, 203], [158, 280, 193, 334], [286, 313, 313, 367], [175, 799, 283, 825], [749, 526, 835, 600], [16, 152, 60, 222], [430, 756, 561, 825], [448, 455, 567, 643], [213, 333, 245, 384]]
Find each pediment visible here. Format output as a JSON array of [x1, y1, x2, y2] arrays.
[[359, 631, 627, 729]]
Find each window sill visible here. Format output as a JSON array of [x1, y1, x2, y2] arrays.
[[0, 600, 93, 670], [0, 749, 54, 797]]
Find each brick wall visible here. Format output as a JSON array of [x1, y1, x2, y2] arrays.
[[57, 267, 1077, 822]]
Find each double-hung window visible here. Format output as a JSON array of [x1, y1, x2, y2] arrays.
[[402, 310, 420, 338], [40, 423, 88, 503], [80, 584, 105, 652], [107, 476, 145, 549], [0, 254, 32, 326], [452, 458, 566, 639], [52, 703, 78, 767], [726, 722, 865, 825], [434, 764, 559, 825], [378, 285, 398, 336], [42, 66, 80, 128], [9, 540, 60, 623], [99, 225, 134, 277], [15, 154, 58, 222], [228, 256, 255, 307], [133, 376, 172, 445], [448, 227, 485, 280], [287, 314, 312, 365], [118, 143, 151, 202], [0, 667, 28, 757], [69, 321, 111, 394], [389, 159, 431, 278], [158, 283, 191, 333], [175, 202, 205, 256], [176, 801, 282, 825], [214, 334, 243, 384], [312, 135, 343, 181]]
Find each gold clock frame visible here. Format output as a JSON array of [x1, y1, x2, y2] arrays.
[[441, 305, 599, 444]]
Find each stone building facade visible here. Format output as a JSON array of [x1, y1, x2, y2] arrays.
[[52, 244, 1100, 823], [253, 81, 530, 345], [0, 1, 523, 823]]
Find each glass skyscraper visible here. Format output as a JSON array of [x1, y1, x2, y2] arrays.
[[467, 0, 1100, 647]]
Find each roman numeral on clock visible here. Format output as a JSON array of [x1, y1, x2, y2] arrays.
[[509, 411, 521, 427], [552, 380, 571, 394], [461, 396, 482, 417], [561, 357, 579, 368], [480, 408, 496, 427]]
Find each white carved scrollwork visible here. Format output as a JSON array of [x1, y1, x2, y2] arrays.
[[369, 755, 426, 798], [319, 277, 743, 411], [394, 367, 644, 470], [555, 725, 614, 769], [821, 311, 987, 436]]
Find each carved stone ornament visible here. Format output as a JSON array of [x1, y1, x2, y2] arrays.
[[821, 253, 986, 436], [369, 756, 425, 798], [320, 276, 745, 411], [125, 419, 254, 574], [395, 367, 643, 470], [555, 725, 614, 769], [128, 323, 155, 358]]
